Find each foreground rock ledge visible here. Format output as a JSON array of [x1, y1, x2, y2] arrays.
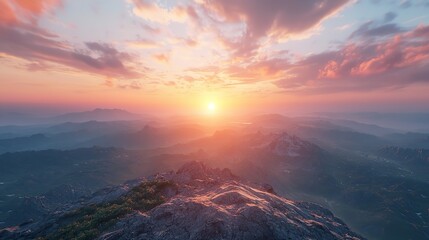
[[102, 161, 364, 240], [1, 161, 365, 240]]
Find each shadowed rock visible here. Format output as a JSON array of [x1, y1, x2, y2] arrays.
[[1, 161, 364, 240], [100, 161, 364, 240]]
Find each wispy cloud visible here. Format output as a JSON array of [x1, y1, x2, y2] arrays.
[[275, 25, 429, 93], [0, 0, 143, 80]]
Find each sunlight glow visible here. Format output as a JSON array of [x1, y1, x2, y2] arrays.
[[207, 102, 216, 113]]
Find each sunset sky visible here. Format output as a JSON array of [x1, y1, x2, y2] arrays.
[[1, 0, 429, 115]]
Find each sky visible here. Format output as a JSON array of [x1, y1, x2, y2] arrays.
[[1, 0, 429, 115]]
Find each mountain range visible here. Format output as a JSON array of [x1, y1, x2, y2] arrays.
[[1, 111, 429, 239], [0, 109, 144, 125]]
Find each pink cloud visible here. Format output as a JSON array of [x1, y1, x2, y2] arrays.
[[411, 25, 429, 38], [14, 0, 62, 15], [0, 0, 142, 80], [0, 0, 62, 25], [179, 21, 429, 92], [0, 1, 18, 24], [319, 31, 429, 78], [275, 25, 429, 93]]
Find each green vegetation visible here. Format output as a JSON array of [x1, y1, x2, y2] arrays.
[[39, 180, 175, 240]]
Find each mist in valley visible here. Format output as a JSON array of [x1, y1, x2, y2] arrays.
[[1, 109, 429, 239]]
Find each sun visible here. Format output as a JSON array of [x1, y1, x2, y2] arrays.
[[207, 101, 216, 113]]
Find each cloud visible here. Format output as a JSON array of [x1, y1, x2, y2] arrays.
[[139, 23, 161, 34], [0, 0, 62, 25], [197, 0, 349, 57], [130, 0, 193, 23], [370, 0, 429, 8], [349, 12, 403, 39], [383, 11, 397, 23], [14, 0, 62, 15], [0, 1, 18, 24], [336, 23, 353, 31], [127, 0, 350, 64], [226, 58, 291, 83], [400, 0, 412, 8], [3, 0, 428, 95], [0, 0, 142, 79], [0, 25, 141, 78], [274, 25, 429, 93], [129, 0, 350, 59], [126, 38, 158, 49], [350, 21, 404, 39], [413, 25, 429, 38], [153, 53, 169, 63]]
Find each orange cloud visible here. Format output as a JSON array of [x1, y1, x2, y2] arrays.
[[130, 0, 191, 23], [153, 53, 169, 63], [127, 38, 158, 49], [0, 1, 18, 24], [0, 0, 62, 25], [14, 0, 62, 15]]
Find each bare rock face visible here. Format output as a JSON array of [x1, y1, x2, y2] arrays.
[[99, 161, 364, 240], [2, 161, 364, 240]]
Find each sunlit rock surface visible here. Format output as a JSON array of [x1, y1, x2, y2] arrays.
[[1, 161, 364, 240], [100, 161, 363, 240]]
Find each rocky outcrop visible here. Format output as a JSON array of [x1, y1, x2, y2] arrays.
[[100, 161, 364, 240], [1, 161, 364, 240]]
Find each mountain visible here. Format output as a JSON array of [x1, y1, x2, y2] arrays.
[[249, 114, 297, 128], [0, 111, 39, 125], [82, 124, 207, 149], [1, 128, 428, 239], [293, 117, 398, 137], [48, 108, 142, 123], [315, 112, 429, 131], [0, 109, 144, 126], [0, 161, 364, 240], [378, 146, 429, 165], [325, 118, 398, 136], [0, 134, 50, 153], [295, 126, 388, 151], [154, 131, 429, 240], [268, 132, 319, 158], [45, 120, 142, 134], [0, 121, 205, 154], [234, 114, 392, 151], [0, 147, 206, 226], [383, 132, 429, 149]]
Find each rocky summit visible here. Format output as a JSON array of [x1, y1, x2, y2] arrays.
[[1, 161, 364, 240]]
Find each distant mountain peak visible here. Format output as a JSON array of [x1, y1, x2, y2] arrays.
[[269, 132, 315, 157], [92, 108, 128, 113], [174, 161, 236, 183]]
